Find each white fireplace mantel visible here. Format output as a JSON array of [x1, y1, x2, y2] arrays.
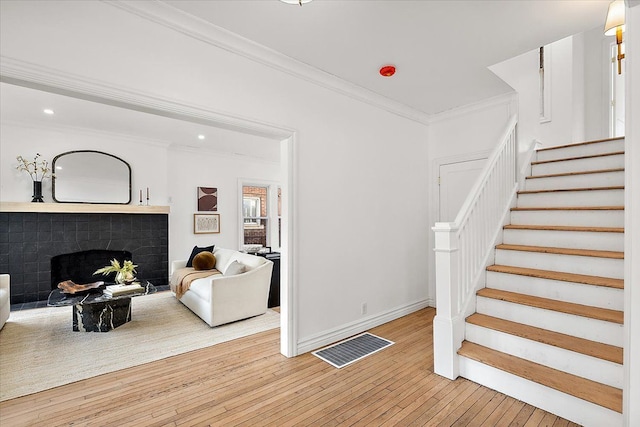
[[0, 202, 170, 214]]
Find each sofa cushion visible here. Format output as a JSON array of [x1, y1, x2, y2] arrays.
[[192, 252, 216, 271], [186, 245, 215, 267], [224, 260, 247, 276]]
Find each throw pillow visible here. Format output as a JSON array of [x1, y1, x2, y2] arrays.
[[224, 260, 247, 276], [186, 245, 215, 268], [192, 252, 216, 271]]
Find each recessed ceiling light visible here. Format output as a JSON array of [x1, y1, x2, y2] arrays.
[[379, 65, 396, 77], [43, 109, 54, 115], [198, 134, 206, 140]]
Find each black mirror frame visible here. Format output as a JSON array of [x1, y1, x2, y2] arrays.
[[52, 150, 132, 204]]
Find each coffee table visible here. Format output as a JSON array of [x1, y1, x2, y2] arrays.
[[48, 281, 156, 332]]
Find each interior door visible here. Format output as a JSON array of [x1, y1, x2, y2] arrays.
[[438, 158, 486, 222]]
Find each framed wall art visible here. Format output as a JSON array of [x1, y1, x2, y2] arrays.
[[194, 213, 220, 234], [197, 187, 218, 211]]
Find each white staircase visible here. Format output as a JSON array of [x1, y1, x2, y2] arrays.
[[457, 137, 625, 426]]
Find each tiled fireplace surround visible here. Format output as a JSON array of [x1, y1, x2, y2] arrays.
[[0, 210, 168, 304]]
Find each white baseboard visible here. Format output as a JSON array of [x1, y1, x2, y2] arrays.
[[297, 299, 431, 355]]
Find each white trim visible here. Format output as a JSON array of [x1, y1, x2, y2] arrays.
[[623, 4, 639, 425], [0, 58, 300, 359], [0, 56, 294, 140], [539, 44, 552, 124], [281, 134, 298, 357], [428, 92, 517, 124], [103, 0, 431, 126], [433, 149, 491, 223], [237, 179, 281, 252], [297, 299, 431, 355]]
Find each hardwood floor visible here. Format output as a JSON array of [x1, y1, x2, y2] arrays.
[[0, 308, 579, 426]]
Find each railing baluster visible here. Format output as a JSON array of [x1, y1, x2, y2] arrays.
[[432, 115, 519, 380]]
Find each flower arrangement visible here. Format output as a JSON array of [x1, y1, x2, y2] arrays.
[[16, 153, 52, 181], [94, 259, 138, 284]]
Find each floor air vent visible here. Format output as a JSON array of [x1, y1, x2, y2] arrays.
[[312, 332, 394, 368]]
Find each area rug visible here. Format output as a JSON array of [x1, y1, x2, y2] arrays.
[[0, 291, 280, 402]]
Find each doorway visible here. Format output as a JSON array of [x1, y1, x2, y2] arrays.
[[438, 156, 487, 222]]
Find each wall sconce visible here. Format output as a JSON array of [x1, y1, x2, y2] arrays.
[[604, 0, 625, 75]]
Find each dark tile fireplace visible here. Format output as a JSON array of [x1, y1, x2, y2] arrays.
[[0, 211, 168, 304]]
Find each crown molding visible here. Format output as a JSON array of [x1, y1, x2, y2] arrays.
[[1, 119, 173, 149], [103, 0, 431, 126], [0, 56, 294, 141], [428, 92, 518, 124]]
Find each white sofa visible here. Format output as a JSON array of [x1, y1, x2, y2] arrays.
[[0, 274, 10, 330], [170, 247, 273, 327]]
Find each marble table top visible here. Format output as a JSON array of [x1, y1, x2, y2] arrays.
[[48, 281, 156, 307]]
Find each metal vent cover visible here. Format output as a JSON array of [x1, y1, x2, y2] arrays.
[[312, 332, 394, 368]]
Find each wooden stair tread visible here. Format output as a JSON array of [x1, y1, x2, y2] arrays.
[[531, 151, 624, 165], [511, 206, 624, 211], [536, 136, 624, 152], [495, 244, 624, 259], [526, 168, 624, 180], [458, 341, 622, 412], [486, 264, 624, 289], [476, 288, 624, 324], [504, 224, 623, 233], [518, 186, 623, 195], [466, 313, 623, 364]]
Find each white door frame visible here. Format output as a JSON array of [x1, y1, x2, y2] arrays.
[[432, 150, 491, 223], [0, 61, 300, 357]]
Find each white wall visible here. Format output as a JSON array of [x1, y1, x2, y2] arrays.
[[426, 94, 515, 302], [0, 121, 281, 266], [0, 0, 431, 351], [624, 3, 640, 425], [582, 25, 613, 141], [0, 123, 168, 204], [490, 28, 614, 149], [166, 147, 280, 263], [490, 36, 581, 149]]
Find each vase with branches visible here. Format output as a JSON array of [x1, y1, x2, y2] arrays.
[[16, 153, 52, 202]]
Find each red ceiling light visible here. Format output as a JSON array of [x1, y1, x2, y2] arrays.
[[379, 65, 396, 77]]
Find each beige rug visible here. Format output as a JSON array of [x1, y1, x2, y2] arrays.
[[0, 291, 280, 402]]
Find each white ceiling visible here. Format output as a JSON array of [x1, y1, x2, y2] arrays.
[[0, 0, 613, 159], [165, 0, 611, 115], [0, 82, 282, 162]]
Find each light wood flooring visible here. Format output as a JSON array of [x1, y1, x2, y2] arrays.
[[0, 308, 580, 426]]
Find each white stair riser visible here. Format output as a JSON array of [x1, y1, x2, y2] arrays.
[[459, 357, 623, 427], [476, 297, 624, 346], [510, 210, 624, 228], [524, 171, 624, 191], [532, 154, 624, 176], [535, 140, 624, 162], [502, 228, 624, 252], [486, 271, 624, 310], [465, 324, 623, 388], [516, 189, 624, 208], [495, 250, 624, 279]]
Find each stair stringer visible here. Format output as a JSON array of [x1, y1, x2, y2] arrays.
[[459, 356, 623, 427]]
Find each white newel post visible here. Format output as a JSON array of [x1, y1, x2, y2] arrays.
[[432, 222, 463, 380]]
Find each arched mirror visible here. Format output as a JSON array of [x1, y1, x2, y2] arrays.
[[52, 151, 131, 204]]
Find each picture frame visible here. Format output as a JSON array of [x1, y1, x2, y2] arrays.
[[194, 213, 220, 234], [197, 187, 218, 211]]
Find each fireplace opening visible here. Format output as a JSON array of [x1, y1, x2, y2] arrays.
[[51, 250, 133, 290]]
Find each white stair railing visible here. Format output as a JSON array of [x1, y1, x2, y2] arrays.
[[432, 114, 519, 379]]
